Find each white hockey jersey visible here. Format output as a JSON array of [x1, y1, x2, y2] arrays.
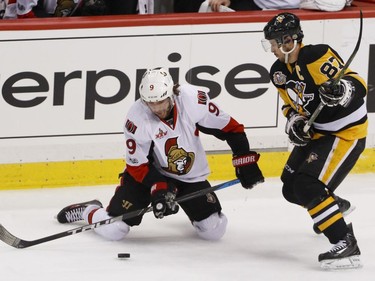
[[124, 84, 244, 184]]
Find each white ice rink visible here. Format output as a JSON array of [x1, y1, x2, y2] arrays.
[[1, 173, 374, 281]]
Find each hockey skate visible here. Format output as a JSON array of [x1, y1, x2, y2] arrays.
[[56, 199, 103, 223], [313, 195, 355, 234], [319, 223, 362, 270]]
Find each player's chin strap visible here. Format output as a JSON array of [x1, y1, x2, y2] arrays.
[[279, 40, 297, 64]]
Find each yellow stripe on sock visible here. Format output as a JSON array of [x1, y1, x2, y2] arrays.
[[318, 213, 344, 232], [308, 196, 335, 216]]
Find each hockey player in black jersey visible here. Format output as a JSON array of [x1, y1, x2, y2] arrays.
[[262, 12, 367, 269]]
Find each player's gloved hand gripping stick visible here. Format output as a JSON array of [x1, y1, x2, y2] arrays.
[[303, 10, 363, 134]]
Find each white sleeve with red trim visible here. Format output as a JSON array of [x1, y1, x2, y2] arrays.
[[178, 84, 243, 133], [123, 100, 156, 183]]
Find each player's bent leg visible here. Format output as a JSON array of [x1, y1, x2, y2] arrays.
[[292, 173, 328, 207], [192, 212, 228, 241], [282, 182, 303, 206], [313, 195, 356, 234], [83, 207, 130, 241], [296, 176, 362, 269]]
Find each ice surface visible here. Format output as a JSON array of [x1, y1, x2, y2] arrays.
[[0, 174, 374, 280]]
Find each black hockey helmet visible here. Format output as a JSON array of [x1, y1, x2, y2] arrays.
[[263, 13, 304, 44]]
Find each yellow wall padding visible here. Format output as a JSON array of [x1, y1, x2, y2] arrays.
[[1, 149, 374, 190]]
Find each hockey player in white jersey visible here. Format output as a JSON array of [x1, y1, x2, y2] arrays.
[[56, 67, 264, 241]]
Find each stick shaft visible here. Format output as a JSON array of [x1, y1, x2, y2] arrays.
[[0, 179, 240, 249], [303, 10, 363, 133]]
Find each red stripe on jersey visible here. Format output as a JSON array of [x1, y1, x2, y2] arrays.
[[197, 91, 208, 105], [126, 163, 150, 183], [222, 117, 245, 133], [150, 182, 168, 195]]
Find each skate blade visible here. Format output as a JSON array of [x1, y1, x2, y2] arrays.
[[342, 205, 356, 217], [320, 255, 362, 270]]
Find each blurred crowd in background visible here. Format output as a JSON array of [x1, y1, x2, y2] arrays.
[[0, 0, 353, 20]]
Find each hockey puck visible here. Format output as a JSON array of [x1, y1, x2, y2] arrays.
[[118, 253, 131, 258]]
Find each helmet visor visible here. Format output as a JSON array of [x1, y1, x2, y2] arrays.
[[261, 38, 272, 52], [261, 35, 292, 52]]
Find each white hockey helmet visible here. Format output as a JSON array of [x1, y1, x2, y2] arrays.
[[139, 68, 174, 103]]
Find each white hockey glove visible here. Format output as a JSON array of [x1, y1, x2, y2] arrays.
[[285, 113, 314, 146], [318, 78, 354, 107]]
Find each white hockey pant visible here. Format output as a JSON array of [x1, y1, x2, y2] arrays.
[[82, 206, 130, 241], [192, 212, 228, 240]]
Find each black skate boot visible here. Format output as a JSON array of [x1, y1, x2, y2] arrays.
[[335, 195, 355, 216], [318, 223, 362, 270], [313, 195, 355, 234], [56, 199, 103, 223]]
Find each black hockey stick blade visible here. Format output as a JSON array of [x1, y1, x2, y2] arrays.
[[303, 10, 363, 133], [0, 179, 240, 249]]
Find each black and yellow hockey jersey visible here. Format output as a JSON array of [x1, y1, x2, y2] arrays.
[[270, 44, 368, 141]]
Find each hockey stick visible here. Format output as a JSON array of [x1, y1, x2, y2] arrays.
[[0, 179, 240, 249], [68, 0, 84, 16], [303, 10, 363, 133]]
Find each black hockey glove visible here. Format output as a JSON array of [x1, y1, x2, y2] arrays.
[[285, 113, 313, 146], [151, 182, 179, 219], [318, 78, 354, 107], [232, 152, 264, 189]]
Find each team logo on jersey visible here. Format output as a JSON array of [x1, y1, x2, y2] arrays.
[[128, 157, 139, 164], [286, 80, 314, 115], [162, 137, 195, 175], [197, 91, 208, 105], [125, 119, 138, 134], [307, 152, 318, 163], [155, 128, 168, 139], [273, 71, 287, 85], [284, 164, 295, 174]]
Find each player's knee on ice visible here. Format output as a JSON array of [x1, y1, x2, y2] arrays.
[[193, 212, 227, 240], [83, 207, 130, 241]]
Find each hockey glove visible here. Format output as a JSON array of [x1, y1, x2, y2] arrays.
[[285, 113, 314, 146], [318, 78, 354, 107], [232, 152, 264, 189], [151, 182, 179, 219]]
